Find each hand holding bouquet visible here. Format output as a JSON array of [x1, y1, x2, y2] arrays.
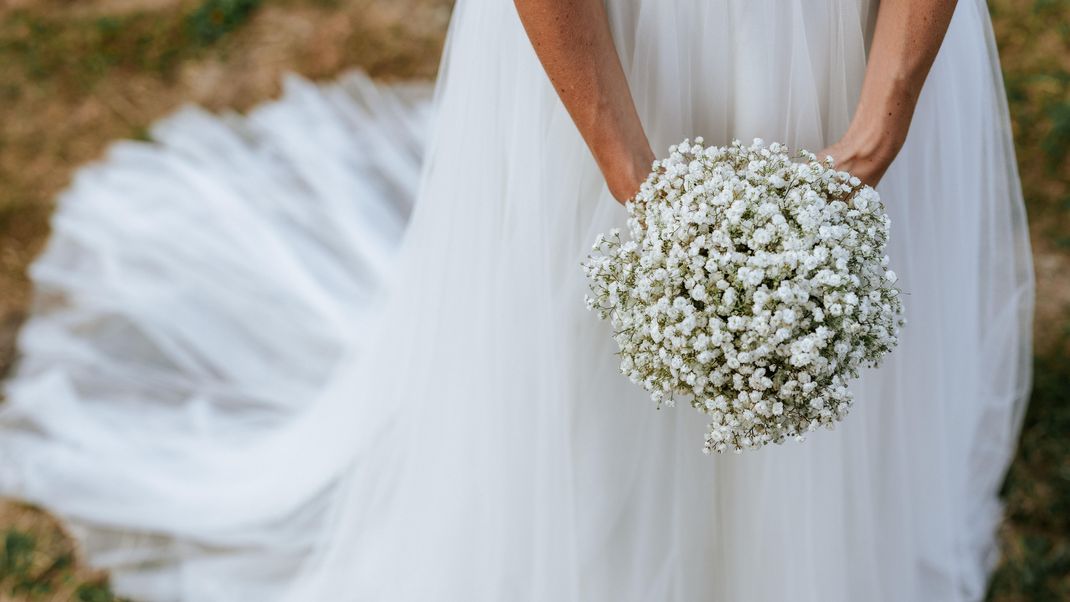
[[584, 138, 903, 453]]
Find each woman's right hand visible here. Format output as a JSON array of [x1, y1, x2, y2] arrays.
[[604, 146, 656, 204]]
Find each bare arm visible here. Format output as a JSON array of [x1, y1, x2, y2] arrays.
[[820, 0, 959, 185], [514, 0, 654, 203]]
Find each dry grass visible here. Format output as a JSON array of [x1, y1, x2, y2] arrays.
[[0, 0, 1067, 600], [0, 503, 113, 602]]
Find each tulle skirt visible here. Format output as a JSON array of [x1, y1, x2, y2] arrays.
[[1, 1, 1033, 601]]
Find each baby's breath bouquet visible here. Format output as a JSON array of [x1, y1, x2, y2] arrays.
[[584, 138, 903, 453]]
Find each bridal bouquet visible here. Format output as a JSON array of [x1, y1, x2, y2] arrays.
[[584, 138, 903, 453]]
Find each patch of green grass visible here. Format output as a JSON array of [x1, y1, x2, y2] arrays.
[[0, 0, 262, 95], [991, 0, 1070, 233], [1044, 100, 1070, 166], [0, 527, 121, 601], [988, 323, 1070, 600], [77, 582, 123, 602], [187, 0, 262, 46], [1, 531, 36, 581]]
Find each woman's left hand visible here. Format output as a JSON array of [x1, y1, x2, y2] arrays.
[[816, 125, 902, 188]]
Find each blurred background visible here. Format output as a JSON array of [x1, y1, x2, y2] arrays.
[[0, 0, 1065, 600]]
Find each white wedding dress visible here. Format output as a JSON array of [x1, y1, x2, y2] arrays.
[[0, 1, 1033, 601]]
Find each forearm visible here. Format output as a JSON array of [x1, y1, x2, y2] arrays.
[[846, 0, 958, 163], [514, 0, 653, 202]]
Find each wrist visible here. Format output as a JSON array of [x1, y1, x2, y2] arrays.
[[602, 144, 655, 204], [845, 81, 918, 165], [838, 123, 901, 169], [840, 114, 905, 169]]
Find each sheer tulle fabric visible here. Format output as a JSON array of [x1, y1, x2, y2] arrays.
[[1, 74, 430, 599], [1, 1, 1032, 601]]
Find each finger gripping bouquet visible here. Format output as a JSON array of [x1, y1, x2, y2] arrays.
[[584, 138, 904, 454]]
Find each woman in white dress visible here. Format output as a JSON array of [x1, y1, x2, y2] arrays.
[[0, 0, 1033, 600]]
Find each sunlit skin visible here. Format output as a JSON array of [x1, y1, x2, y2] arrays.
[[819, 0, 959, 185], [513, 0, 655, 203], [515, 0, 959, 203]]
